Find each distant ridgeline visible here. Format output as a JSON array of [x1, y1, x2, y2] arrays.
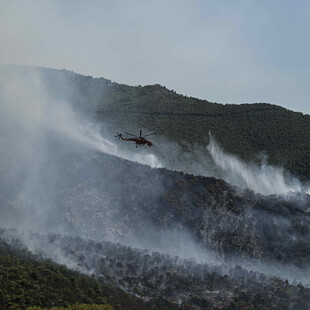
[[8, 66, 310, 180]]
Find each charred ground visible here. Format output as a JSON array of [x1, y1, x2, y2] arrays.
[[1, 152, 310, 309]]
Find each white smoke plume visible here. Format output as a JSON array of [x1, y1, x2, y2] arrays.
[[207, 133, 309, 196], [0, 66, 162, 233], [0, 66, 161, 169]]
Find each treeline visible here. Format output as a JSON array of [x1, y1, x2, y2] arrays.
[[2, 229, 310, 310], [27, 304, 112, 310], [95, 83, 310, 180], [0, 237, 177, 310]]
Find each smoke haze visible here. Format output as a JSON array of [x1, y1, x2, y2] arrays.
[[0, 66, 310, 291], [0, 66, 162, 233]]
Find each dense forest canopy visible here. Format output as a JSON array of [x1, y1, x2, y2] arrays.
[[0, 235, 178, 310]]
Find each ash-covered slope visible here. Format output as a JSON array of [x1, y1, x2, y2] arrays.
[[1, 145, 310, 307], [2, 145, 309, 279], [55, 153, 310, 276]]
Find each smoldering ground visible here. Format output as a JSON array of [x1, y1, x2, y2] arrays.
[[0, 66, 310, 292]]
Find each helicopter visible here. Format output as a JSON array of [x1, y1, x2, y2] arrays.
[[115, 130, 155, 147]]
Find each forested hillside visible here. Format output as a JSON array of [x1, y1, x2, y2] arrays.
[[0, 236, 177, 310], [1, 66, 310, 309], [2, 228, 310, 310], [25, 66, 310, 180]]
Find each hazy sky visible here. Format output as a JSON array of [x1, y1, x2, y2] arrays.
[[1, 0, 309, 114]]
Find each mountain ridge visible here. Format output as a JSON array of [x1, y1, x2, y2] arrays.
[[7, 65, 307, 180], [1, 65, 310, 309]]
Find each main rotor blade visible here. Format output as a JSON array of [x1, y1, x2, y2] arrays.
[[144, 133, 156, 137], [125, 132, 139, 137]]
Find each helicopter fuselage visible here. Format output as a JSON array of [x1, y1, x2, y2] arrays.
[[119, 135, 152, 147]]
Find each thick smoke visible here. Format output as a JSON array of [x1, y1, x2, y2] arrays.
[[0, 66, 161, 231], [0, 67, 218, 270], [0, 67, 161, 169]]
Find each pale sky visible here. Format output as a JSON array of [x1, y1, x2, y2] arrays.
[[1, 0, 309, 114]]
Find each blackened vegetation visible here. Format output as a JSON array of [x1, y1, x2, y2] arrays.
[[62, 153, 310, 268], [1, 150, 310, 308]]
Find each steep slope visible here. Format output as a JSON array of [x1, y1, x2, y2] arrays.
[[1, 139, 310, 307], [32, 66, 310, 180], [2, 146, 309, 276], [1, 65, 310, 309], [2, 65, 310, 179], [54, 152, 310, 271]]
